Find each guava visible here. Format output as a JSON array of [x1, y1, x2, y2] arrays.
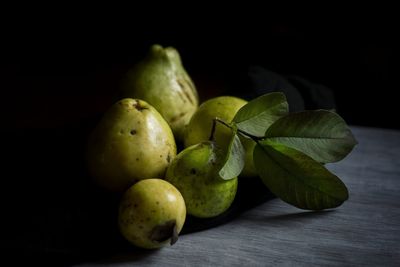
[[118, 179, 186, 249], [184, 96, 257, 177], [87, 98, 176, 191]]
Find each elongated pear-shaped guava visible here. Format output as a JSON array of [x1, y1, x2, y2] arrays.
[[87, 98, 177, 192], [122, 44, 199, 140]]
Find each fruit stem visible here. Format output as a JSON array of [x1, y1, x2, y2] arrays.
[[210, 118, 263, 142], [209, 117, 218, 141]]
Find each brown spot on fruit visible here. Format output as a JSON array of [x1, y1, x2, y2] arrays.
[[149, 220, 178, 245], [130, 129, 137, 135], [132, 100, 148, 111]]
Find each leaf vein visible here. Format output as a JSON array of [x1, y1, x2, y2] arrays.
[[259, 144, 344, 202]]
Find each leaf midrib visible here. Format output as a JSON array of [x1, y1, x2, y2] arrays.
[[259, 144, 343, 202], [265, 135, 350, 141], [235, 101, 286, 124]]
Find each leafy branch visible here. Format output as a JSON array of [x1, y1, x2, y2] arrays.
[[210, 92, 357, 210]]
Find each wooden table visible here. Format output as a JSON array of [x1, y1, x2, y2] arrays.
[[74, 126, 400, 266]]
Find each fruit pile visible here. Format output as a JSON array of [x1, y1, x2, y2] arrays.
[[86, 44, 357, 249]]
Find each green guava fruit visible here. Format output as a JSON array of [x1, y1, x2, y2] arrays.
[[166, 142, 238, 218], [118, 179, 186, 249], [121, 44, 199, 140], [87, 98, 176, 191], [184, 96, 257, 177]]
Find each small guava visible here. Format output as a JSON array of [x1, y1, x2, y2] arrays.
[[118, 179, 186, 249], [184, 96, 257, 177], [166, 142, 238, 218]]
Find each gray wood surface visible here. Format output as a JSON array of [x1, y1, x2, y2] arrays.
[[76, 126, 400, 267]]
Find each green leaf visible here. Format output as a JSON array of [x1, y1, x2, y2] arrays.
[[264, 110, 357, 163], [219, 125, 245, 180], [253, 140, 349, 210], [233, 92, 289, 137]]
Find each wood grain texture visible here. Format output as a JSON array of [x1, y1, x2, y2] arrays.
[[76, 126, 400, 267]]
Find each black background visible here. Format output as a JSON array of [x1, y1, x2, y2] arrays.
[[0, 15, 397, 130]]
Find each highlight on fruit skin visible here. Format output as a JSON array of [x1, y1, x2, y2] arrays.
[[121, 44, 199, 141], [118, 179, 186, 249], [86, 98, 176, 192]]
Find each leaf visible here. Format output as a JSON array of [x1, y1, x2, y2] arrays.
[[264, 110, 357, 163], [233, 92, 289, 137], [219, 125, 245, 180], [253, 140, 348, 210]]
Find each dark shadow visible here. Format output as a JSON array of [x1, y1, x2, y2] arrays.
[[0, 120, 157, 266], [90, 248, 161, 265]]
